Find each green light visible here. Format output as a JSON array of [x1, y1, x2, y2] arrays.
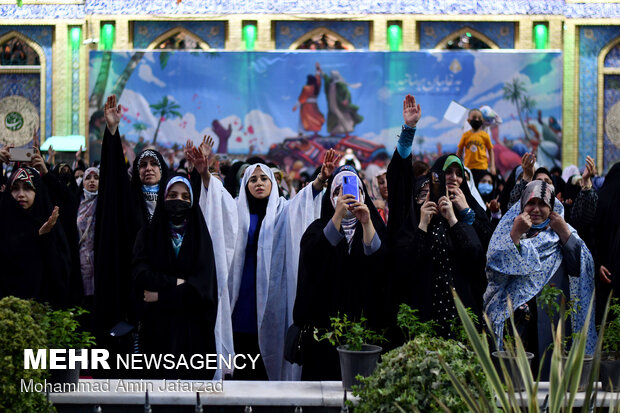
[[100, 24, 115, 50], [243, 24, 257, 51], [70, 27, 81, 51], [387, 24, 402, 51], [465, 32, 472, 37], [534, 24, 548, 49]]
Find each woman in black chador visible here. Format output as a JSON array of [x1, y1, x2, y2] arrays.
[[0, 167, 70, 308], [293, 165, 388, 381], [132, 176, 218, 379]]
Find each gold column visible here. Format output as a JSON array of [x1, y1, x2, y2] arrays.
[[115, 18, 130, 50], [227, 16, 243, 50], [549, 18, 563, 49], [519, 19, 533, 50], [372, 17, 387, 51], [256, 16, 272, 50], [402, 16, 417, 51], [53, 23, 69, 136], [562, 22, 578, 167]]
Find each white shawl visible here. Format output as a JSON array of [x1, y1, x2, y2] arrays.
[[198, 175, 238, 379], [229, 164, 322, 380]]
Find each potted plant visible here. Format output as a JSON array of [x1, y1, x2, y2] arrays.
[[314, 313, 385, 390], [43, 306, 96, 388], [600, 297, 620, 391], [0, 297, 54, 413], [354, 304, 491, 412]]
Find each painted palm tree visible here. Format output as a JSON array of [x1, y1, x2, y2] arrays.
[[110, 51, 145, 99], [502, 78, 533, 141], [132, 121, 148, 134], [149, 96, 182, 145], [89, 51, 113, 111]]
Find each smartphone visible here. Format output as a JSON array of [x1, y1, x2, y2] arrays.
[[430, 171, 446, 204], [342, 175, 359, 201], [9, 147, 33, 162]]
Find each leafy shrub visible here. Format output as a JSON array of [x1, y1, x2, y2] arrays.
[[603, 297, 620, 353], [396, 303, 437, 341], [0, 297, 53, 413], [314, 313, 386, 351], [43, 307, 95, 349], [353, 335, 490, 412]]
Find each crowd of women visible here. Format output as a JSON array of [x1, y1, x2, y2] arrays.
[[0, 93, 618, 382]]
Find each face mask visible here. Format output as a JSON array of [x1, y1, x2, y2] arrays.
[[478, 182, 493, 195], [165, 199, 191, 225], [469, 119, 483, 130], [531, 218, 550, 230], [76, 177, 83, 187]]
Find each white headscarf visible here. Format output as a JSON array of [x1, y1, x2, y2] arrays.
[[330, 170, 365, 246], [464, 166, 487, 211]]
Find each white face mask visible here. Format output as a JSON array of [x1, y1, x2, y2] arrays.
[[76, 177, 83, 187]]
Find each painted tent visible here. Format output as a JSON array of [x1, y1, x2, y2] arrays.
[[88, 50, 562, 174]]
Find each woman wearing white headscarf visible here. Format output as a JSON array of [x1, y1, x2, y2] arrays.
[[189, 140, 339, 380]]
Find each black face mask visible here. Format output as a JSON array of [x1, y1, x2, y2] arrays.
[[469, 119, 483, 130], [164, 199, 191, 225]]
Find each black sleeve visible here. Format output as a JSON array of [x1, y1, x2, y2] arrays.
[[387, 149, 413, 247], [449, 221, 483, 265]]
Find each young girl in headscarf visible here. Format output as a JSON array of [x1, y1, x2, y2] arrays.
[[293, 165, 388, 380], [0, 167, 70, 308], [188, 139, 339, 380], [132, 176, 218, 379], [484, 180, 596, 379]]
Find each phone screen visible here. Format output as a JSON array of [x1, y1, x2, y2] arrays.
[[342, 175, 359, 201]]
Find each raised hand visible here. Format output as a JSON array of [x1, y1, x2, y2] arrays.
[[0, 144, 13, 164], [30, 147, 48, 176], [104, 94, 122, 135], [47, 145, 55, 165], [320, 148, 340, 181], [549, 211, 571, 244], [39, 206, 59, 235], [76, 145, 83, 161], [487, 196, 500, 214], [350, 201, 370, 225], [199, 135, 214, 162], [581, 155, 596, 188], [521, 152, 536, 182], [600, 265, 612, 284], [403, 94, 421, 128]]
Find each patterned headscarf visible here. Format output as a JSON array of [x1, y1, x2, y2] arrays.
[[10, 167, 36, 191], [520, 180, 555, 212], [330, 165, 365, 248], [137, 150, 162, 174]]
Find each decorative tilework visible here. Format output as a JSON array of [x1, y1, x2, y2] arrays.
[[0, 26, 52, 139], [275, 21, 369, 50], [133, 21, 225, 49], [71, 40, 80, 134], [419, 22, 515, 49], [604, 44, 620, 68], [0, 73, 40, 113], [0, 1, 619, 18], [603, 75, 620, 173], [578, 26, 619, 167]]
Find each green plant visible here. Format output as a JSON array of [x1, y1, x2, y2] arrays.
[[441, 293, 602, 413], [353, 334, 490, 412], [313, 313, 386, 351], [537, 285, 582, 354], [42, 307, 96, 349], [396, 303, 438, 341], [602, 297, 620, 353], [0, 297, 54, 413]]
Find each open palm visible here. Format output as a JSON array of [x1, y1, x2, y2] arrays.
[[403, 94, 421, 127]]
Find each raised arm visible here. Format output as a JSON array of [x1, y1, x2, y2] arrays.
[[312, 148, 339, 192]]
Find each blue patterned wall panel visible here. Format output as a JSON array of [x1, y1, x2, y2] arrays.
[[0, 26, 52, 139], [579, 26, 620, 167], [275, 21, 370, 50], [604, 44, 620, 68], [603, 75, 620, 172], [0, 1, 619, 18], [133, 21, 226, 49], [419, 21, 515, 49]]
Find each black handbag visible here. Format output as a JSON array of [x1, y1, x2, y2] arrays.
[[284, 324, 308, 365]]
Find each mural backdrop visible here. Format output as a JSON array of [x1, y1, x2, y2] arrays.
[[88, 50, 562, 175]]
